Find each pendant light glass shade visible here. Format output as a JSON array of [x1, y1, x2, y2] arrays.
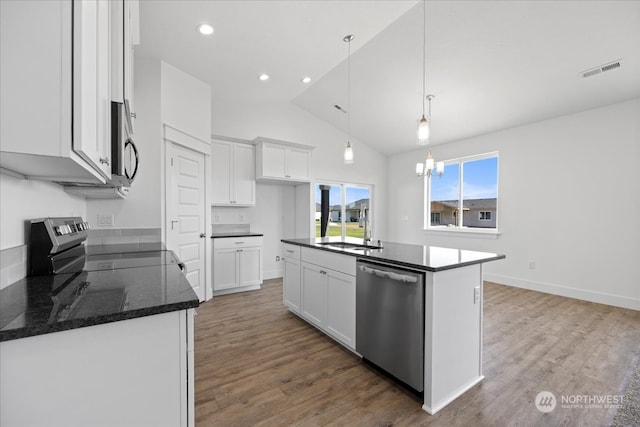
[[417, 115, 430, 143], [344, 141, 354, 164]]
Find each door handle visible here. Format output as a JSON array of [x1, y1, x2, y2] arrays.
[[199, 233, 206, 238]]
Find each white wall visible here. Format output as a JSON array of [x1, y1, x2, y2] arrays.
[[387, 98, 640, 310], [211, 98, 388, 278], [161, 62, 211, 143], [87, 57, 162, 229], [0, 176, 86, 249]]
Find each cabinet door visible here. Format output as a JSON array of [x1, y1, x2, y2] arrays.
[[260, 143, 287, 178], [211, 140, 233, 204], [73, 0, 111, 179], [287, 148, 311, 181], [233, 144, 255, 205], [213, 248, 238, 290], [238, 247, 262, 287], [283, 257, 301, 314], [124, 0, 138, 133], [326, 270, 356, 349], [301, 262, 327, 328]]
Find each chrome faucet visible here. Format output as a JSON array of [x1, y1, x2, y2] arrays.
[[361, 207, 372, 245]]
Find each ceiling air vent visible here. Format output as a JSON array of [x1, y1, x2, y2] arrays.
[[333, 104, 347, 114], [581, 59, 622, 78]]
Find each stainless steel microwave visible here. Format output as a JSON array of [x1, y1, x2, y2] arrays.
[[110, 101, 139, 186]]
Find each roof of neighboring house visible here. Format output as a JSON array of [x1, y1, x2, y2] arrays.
[[433, 198, 497, 210], [316, 198, 370, 212]]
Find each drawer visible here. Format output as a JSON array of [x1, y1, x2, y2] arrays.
[[301, 247, 356, 276], [213, 236, 263, 249], [282, 243, 301, 259]]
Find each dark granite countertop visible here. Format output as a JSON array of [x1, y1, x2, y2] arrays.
[[211, 232, 263, 238], [0, 249, 199, 342], [281, 237, 505, 272]]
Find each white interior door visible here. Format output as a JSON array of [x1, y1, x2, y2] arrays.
[[167, 143, 206, 301]]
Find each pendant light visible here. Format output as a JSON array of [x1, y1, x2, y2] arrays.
[[343, 34, 355, 164], [415, 0, 443, 178], [417, 0, 429, 144]]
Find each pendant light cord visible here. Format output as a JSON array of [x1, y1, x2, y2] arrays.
[[422, 0, 426, 117], [347, 37, 351, 142]]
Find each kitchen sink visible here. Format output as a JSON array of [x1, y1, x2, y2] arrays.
[[316, 242, 383, 250]]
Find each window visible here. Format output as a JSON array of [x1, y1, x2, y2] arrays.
[[315, 182, 372, 239], [426, 153, 498, 231]]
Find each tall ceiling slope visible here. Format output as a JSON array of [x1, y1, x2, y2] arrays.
[[137, 1, 640, 156], [294, 0, 640, 155]]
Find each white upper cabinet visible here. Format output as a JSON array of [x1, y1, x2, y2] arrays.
[[112, 0, 139, 133], [211, 139, 256, 206], [0, 0, 113, 184], [254, 137, 313, 183]]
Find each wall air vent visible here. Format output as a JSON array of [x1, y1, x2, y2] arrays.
[[333, 104, 347, 114], [581, 59, 622, 78]]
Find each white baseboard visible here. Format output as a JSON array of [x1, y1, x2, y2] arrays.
[[484, 273, 640, 311], [263, 269, 283, 280]]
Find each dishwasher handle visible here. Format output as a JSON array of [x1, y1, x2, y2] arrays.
[[358, 264, 418, 283]]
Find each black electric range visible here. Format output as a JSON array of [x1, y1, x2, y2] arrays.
[[0, 218, 198, 342]]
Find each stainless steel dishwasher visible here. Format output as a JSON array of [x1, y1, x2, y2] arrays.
[[356, 259, 425, 392]]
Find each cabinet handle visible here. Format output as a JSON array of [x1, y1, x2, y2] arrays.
[[237, 249, 243, 252], [199, 233, 206, 238], [131, 112, 137, 119], [320, 270, 327, 275], [286, 250, 294, 254], [235, 242, 245, 244], [99, 157, 110, 166]]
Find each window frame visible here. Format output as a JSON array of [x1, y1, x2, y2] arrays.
[[314, 181, 373, 239], [424, 151, 500, 237]]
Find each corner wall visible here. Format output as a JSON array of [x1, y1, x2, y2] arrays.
[[387, 98, 640, 310]]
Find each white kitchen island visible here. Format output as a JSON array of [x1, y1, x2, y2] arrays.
[[281, 237, 505, 415]]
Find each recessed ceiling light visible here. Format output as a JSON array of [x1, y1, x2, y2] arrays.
[[196, 23, 214, 36], [301, 76, 312, 84], [258, 74, 270, 81]]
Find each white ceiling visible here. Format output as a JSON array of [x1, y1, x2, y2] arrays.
[[138, 1, 640, 156]]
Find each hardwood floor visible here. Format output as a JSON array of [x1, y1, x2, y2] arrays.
[[194, 279, 640, 426]]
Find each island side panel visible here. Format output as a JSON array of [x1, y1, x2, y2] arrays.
[[423, 264, 484, 414]]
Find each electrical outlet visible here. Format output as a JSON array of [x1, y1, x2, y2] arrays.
[[473, 286, 480, 304], [275, 256, 280, 262], [97, 214, 114, 227], [529, 261, 536, 270]]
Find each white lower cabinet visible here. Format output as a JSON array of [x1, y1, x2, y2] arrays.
[[301, 262, 328, 328], [284, 245, 356, 351], [282, 244, 301, 314], [325, 269, 356, 349], [213, 236, 263, 294], [0, 309, 195, 427]]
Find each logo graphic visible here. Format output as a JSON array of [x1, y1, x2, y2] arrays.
[[535, 390, 557, 413]]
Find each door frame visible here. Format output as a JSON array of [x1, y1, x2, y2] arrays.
[[162, 124, 213, 301]]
